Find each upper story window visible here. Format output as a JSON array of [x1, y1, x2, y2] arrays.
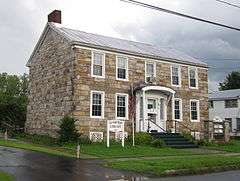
[[147, 99, 156, 109], [116, 93, 128, 119], [145, 62, 156, 83], [189, 67, 198, 89], [173, 98, 182, 121], [209, 101, 214, 109], [116, 56, 128, 80], [190, 99, 200, 122], [225, 99, 238, 108], [171, 65, 181, 86], [91, 51, 105, 78], [90, 91, 105, 118]]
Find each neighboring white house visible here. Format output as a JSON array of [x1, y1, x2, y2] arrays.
[[209, 89, 240, 134]]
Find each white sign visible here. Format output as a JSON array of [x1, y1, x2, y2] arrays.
[[107, 120, 125, 147], [108, 120, 124, 132], [115, 131, 128, 140]]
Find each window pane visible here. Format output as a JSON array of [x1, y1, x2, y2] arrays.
[[117, 68, 126, 79], [93, 65, 102, 76], [93, 53, 103, 65], [191, 101, 198, 120], [92, 92, 102, 117], [147, 63, 154, 76], [117, 95, 127, 118], [237, 118, 240, 131], [225, 99, 238, 108], [190, 78, 196, 87], [190, 69, 196, 79], [117, 57, 126, 69]]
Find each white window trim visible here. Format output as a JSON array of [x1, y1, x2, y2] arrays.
[[171, 65, 181, 87], [190, 99, 200, 122], [116, 55, 129, 81], [115, 93, 129, 120], [188, 67, 198, 89], [145, 61, 156, 82], [172, 98, 183, 121], [91, 51, 105, 78], [90, 90, 105, 119]]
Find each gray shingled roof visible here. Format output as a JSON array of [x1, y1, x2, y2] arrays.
[[209, 89, 240, 101], [49, 23, 207, 67]]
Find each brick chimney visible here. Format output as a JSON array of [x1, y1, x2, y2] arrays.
[[48, 10, 61, 24]]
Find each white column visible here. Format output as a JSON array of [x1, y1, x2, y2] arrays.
[[142, 90, 146, 132]]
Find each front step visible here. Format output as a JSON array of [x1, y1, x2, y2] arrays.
[[150, 132, 198, 149]]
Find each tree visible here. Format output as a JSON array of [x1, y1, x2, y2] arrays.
[[219, 71, 240, 90], [0, 73, 28, 132]]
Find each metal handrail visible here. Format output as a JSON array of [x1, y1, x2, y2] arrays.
[[147, 118, 166, 133]]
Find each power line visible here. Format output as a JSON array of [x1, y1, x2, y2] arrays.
[[121, 0, 240, 32], [216, 0, 240, 9]]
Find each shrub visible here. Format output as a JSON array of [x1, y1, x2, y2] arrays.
[[78, 135, 92, 144], [128, 132, 153, 145], [197, 139, 217, 146], [151, 139, 166, 148], [58, 116, 80, 143]]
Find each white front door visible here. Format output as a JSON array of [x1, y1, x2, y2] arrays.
[[136, 92, 167, 132]]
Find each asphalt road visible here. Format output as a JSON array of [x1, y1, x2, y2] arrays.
[[1, 146, 240, 181]]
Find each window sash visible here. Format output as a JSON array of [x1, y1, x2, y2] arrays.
[[91, 92, 103, 117], [190, 101, 198, 121], [174, 99, 181, 120], [117, 95, 127, 118], [117, 57, 127, 80], [146, 63, 155, 77], [189, 68, 197, 88], [92, 52, 104, 76]]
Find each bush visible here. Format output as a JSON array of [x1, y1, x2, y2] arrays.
[[128, 132, 153, 145], [197, 139, 217, 146], [151, 139, 166, 148], [78, 135, 92, 144], [58, 116, 80, 143]]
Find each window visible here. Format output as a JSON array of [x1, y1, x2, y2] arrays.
[[91, 52, 105, 77], [171, 65, 181, 86], [225, 118, 232, 132], [116, 56, 128, 80], [237, 118, 240, 131], [225, 99, 238, 108], [145, 62, 156, 82], [173, 98, 182, 120], [189, 67, 198, 88], [90, 91, 104, 118], [116, 94, 128, 119], [209, 101, 214, 109], [190, 100, 199, 121], [147, 99, 156, 109]]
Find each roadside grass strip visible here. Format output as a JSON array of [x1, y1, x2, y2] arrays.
[[0, 171, 14, 181], [107, 155, 240, 177]]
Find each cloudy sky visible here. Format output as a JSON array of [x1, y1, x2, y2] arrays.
[[1, 0, 240, 91]]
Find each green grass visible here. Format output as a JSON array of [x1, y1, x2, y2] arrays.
[[0, 139, 75, 158], [107, 155, 240, 176], [78, 144, 194, 158], [206, 140, 240, 153], [0, 171, 14, 181], [0, 138, 196, 159]]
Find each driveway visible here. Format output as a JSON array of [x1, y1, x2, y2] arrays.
[[1, 146, 240, 181]]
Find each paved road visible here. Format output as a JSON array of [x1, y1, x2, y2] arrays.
[[1, 146, 240, 181]]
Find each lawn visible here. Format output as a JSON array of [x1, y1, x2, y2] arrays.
[[0, 139, 194, 159], [107, 155, 240, 176], [0, 139, 75, 158], [205, 139, 240, 153], [0, 171, 14, 181], [77, 144, 194, 158]]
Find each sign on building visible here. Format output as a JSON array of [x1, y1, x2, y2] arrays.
[[107, 120, 125, 147], [89, 132, 103, 142]]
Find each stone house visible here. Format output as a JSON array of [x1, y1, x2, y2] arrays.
[[25, 10, 209, 139]]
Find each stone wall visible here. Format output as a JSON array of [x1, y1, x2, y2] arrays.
[[73, 48, 209, 137], [25, 28, 75, 136]]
